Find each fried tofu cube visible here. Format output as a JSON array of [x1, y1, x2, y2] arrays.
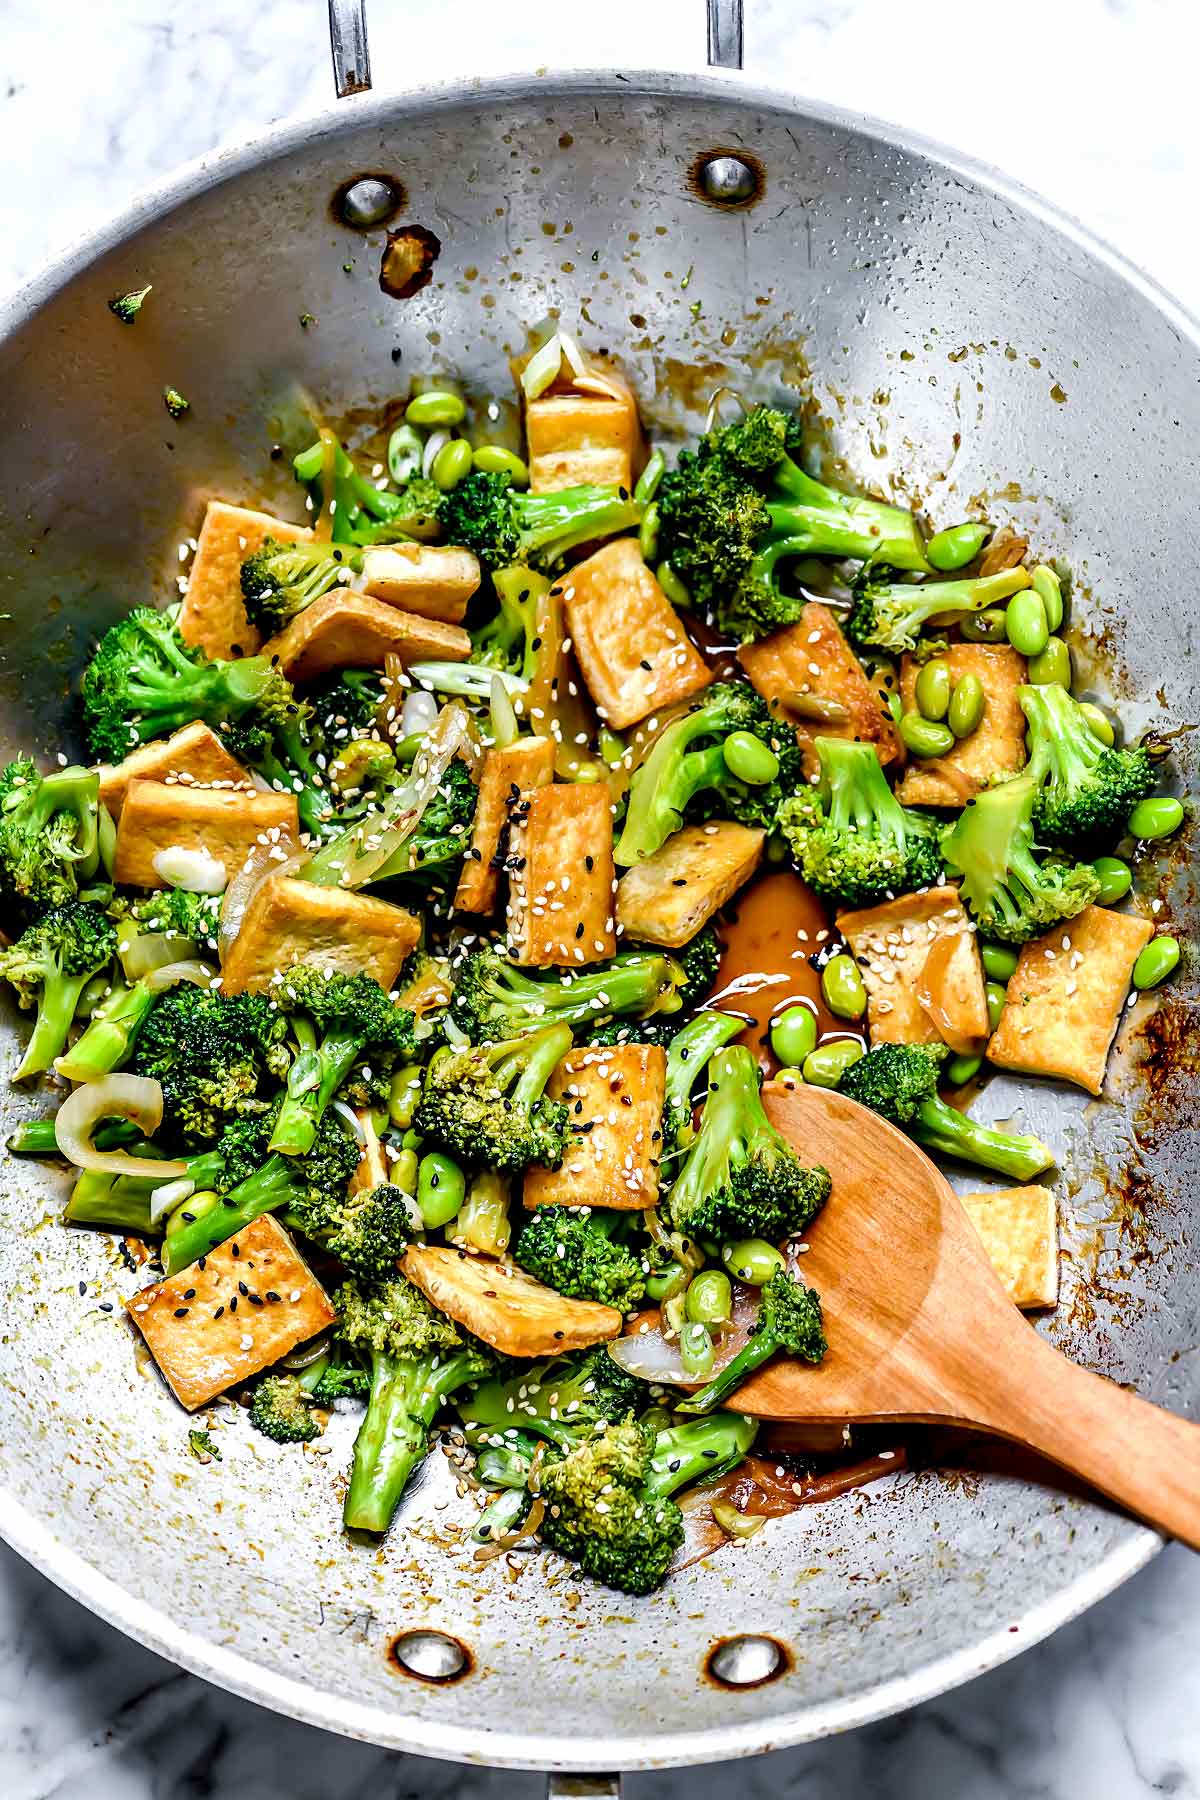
[[896, 644, 1027, 807], [361, 544, 481, 623], [525, 367, 641, 494], [837, 886, 989, 1049], [561, 539, 712, 730], [178, 502, 311, 660], [960, 1185, 1059, 1309], [506, 783, 617, 966], [97, 722, 250, 818], [113, 780, 299, 889], [126, 1216, 336, 1411], [738, 602, 902, 775], [986, 905, 1154, 1094], [523, 1043, 667, 1213], [616, 821, 765, 949], [222, 873, 420, 994], [263, 592, 471, 683], [454, 736, 555, 914], [400, 1245, 621, 1356]]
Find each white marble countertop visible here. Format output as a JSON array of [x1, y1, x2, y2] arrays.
[[2, 0, 1200, 1794]]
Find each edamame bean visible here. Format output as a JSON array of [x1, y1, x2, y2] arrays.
[[802, 1038, 864, 1088], [388, 1063, 423, 1129], [773, 1065, 804, 1089], [405, 389, 466, 427], [1129, 796, 1185, 840], [1028, 636, 1072, 687], [646, 1262, 691, 1303], [1030, 564, 1064, 632], [634, 449, 665, 506], [915, 658, 952, 721], [1079, 702, 1115, 746], [472, 444, 530, 486], [947, 672, 985, 739], [686, 1270, 732, 1328], [945, 1053, 983, 1085], [1092, 855, 1132, 905], [431, 438, 473, 491], [417, 1151, 466, 1228], [985, 981, 1007, 1033], [1005, 588, 1049, 658], [927, 521, 990, 572], [960, 607, 1009, 644], [769, 1005, 817, 1067], [899, 712, 955, 757], [391, 1148, 418, 1195], [679, 1321, 715, 1377], [1132, 935, 1181, 991], [723, 730, 780, 786], [638, 500, 661, 566], [722, 1238, 786, 1286], [387, 423, 424, 484], [821, 953, 867, 1020], [980, 941, 1019, 982], [657, 559, 691, 609]]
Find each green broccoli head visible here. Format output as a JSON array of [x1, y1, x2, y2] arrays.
[[108, 285, 151, 324], [130, 887, 221, 947], [448, 944, 684, 1043], [132, 986, 290, 1148], [1020, 683, 1162, 852], [776, 735, 942, 907], [240, 537, 363, 635], [941, 770, 1100, 944], [293, 1181, 414, 1280], [845, 566, 1031, 654], [0, 759, 103, 912], [249, 1374, 322, 1444], [0, 900, 117, 1079], [439, 471, 640, 573], [513, 1207, 646, 1311], [414, 1022, 571, 1173], [267, 967, 418, 1155], [335, 1271, 466, 1360]]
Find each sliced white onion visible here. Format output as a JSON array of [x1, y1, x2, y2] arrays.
[[120, 929, 193, 981], [218, 837, 304, 964], [572, 368, 626, 400], [336, 702, 480, 888], [152, 847, 228, 894], [489, 674, 519, 749], [331, 1099, 366, 1144], [148, 1176, 195, 1225], [422, 428, 450, 479], [144, 959, 217, 994], [280, 1329, 334, 1371], [521, 333, 568, 402], [55, 1075, 187, 1181], [401, 688, 439, 736], [608, 1322, 743, 1388], [407, 661, 527, 698]]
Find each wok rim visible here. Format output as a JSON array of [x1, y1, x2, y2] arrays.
[[0, 66, 1178, 1767]]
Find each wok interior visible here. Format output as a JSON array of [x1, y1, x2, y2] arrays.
[[0, 78, 1193, 1766]]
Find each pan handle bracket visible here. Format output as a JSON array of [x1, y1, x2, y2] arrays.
[[329, 0, 372, 97], [707, 0, 744, 69], [547, 1778, 621, 1799]]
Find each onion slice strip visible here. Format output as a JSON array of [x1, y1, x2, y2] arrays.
[[54, 1075, 186, 1181], [144, 959, 217, 994]]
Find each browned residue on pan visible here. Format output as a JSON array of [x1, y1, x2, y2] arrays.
[[379, 225, 442, 299]]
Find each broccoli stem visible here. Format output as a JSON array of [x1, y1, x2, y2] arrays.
[[820, 735, 909, 842], [517, 487, 642, 565], [55, 980, 155, 1082], [8, 1116, 139, 1155], [268, 1029, 361, 1157], [451, 1171, 512, 1256], [163, 1153, 300, 1273], [912, 1094, 1055, 1181], [344, 1350, 481, 1534], [645, 1415, 759, 1490], [472, 1485, 531, 1543], [764, 474, 930, 572], [65, 1170, 158, 1235], [18, 971, 96, 1080], [675, 1327, 785, 1416]]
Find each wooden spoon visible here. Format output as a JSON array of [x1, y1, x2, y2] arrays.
[[732, 1080, 1200, 1549]]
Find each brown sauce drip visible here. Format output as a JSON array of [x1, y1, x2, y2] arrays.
[[677, 1446, 908, 1569]]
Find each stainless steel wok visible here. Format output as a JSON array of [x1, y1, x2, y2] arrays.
[[0, 0, 1196, 1778]]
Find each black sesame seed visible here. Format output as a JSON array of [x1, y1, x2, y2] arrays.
[[174, 1307, 189, 1318]]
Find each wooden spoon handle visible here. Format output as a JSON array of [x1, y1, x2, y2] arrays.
[[976, 1330, 1200, 1549]]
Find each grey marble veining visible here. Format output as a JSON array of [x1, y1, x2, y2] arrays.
[[3, 0, 1200, 1794]]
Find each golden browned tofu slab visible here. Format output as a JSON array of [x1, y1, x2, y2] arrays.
[[987, 905, 1154, 1094], [453, 736, 555, 914], [400, 1245, 621, 1355], [526, 370, 640, 494], [506, 783, 617, 966], [361, 544, 481, 623], [960, 1185, 1058, 1309], [126, 1216, 336, 1411], [615, 821, 765, 948], [561, 538, 712, 730], [523, 1043, 666, 1213], [896, 643, 1027, 806], [98, 722, 251, 818], [263, 592, 471, 683], [738, 602, 902, 775], [222, 873, 419, 994], [837, 886, 988, 1049], [178, 502, 311, 660], [113, 780, 299, 889]]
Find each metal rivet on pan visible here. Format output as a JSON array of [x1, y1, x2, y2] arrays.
[[389, 1629, 471, 1683], [339, 175, 401, 228], [705, 1634, 788, 1688], [698, 154, 759, 204]]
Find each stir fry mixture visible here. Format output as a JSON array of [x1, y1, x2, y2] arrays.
[[2, 321, 1184, 1597]]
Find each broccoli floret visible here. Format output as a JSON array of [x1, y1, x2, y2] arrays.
[[838, 1041, 1055, 1180], [108, 285, 151, 324], [677, 1270, 826, 1415], [239, 537, 363, 636], [81, 608, 296, 763], [1020, 683, 1163, 852], [414, 1022, 571, 1173], [292, 435, 428, 547], [614, 682, 801, 867], [845, 566, 1031, 654], [671, 925, 723, 1010], [439, 470, 640, 574], [300, 1344, 371, 1403], [268, 968, 417, 1156], [665, 1045, 830, 1245], [538, 1412, 757, 1594], [449, 944, 684, 1043], [776, 735, 942, 907], [661, 1009, 745, 1157], [163, 388, 189, 420], [457, 1345, 646, 1453], [513, 1207, 646, 1311], [187, 1428, 221, 1461], [0, 901, 116, 1080], [307, 669, 387, 738], [0, 759, 104, 912], [130, 888, 221, 946], [941, 770, 1100, 944], [249, 1374, 322, 1444], [302, 756, 477, 887], [131, 986, 290, 1148], [288, 1181, 414, 1279], [336, 1272, 494, 1533], [471, 566, 543, 675]]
